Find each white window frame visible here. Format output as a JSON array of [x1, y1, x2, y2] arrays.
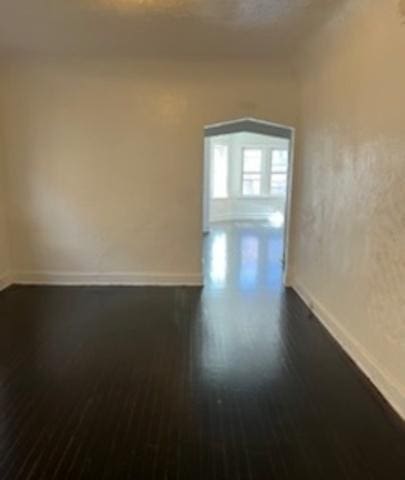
[[269, 148, 289, 197], [240, 146, 273, 198]]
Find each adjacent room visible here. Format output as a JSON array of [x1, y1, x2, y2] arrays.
[[0, 0, 404, 478], [203, 120, 292, 291], [206, 130, 289, 229]]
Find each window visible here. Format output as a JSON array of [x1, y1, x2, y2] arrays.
[[242, 149, 263, 196], [212, 144, 229, 199], [270, 150, 288, 196]]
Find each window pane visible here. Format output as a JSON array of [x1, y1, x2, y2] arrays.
[[243, 174, 261, 196], [212, 145, 228, 199], [242, 149, 262, 196], [271, 150, 288, 173], [243, 149, 262, 172], [271, 173, 287, 195]]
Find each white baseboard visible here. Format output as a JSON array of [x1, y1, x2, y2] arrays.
[[0, 273, 12, 291], [292, 278, 405, 421], [12, 271, 203, 287]]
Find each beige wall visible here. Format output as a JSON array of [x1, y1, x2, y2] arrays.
[[0, 59, 298, 284], [291, 0, 405, 418], [0, 152, 10, 286]]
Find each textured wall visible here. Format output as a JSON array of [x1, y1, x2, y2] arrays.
[[0, 59, 298, 284], [0, 150, 10, 286], [291, 0, 405, 417]]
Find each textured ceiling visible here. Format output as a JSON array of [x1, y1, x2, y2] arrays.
[[0, 0, 344, 59]]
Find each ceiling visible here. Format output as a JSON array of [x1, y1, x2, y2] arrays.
[[0, 0, 343, 59]]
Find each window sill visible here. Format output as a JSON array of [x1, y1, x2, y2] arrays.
[[237, 195, 274, 200]]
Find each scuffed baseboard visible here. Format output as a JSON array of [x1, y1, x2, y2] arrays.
[[292, 278, 405, 422], [12, 271, 203, 287]]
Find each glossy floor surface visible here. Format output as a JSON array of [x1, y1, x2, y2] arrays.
[[0, 222, 404, 479]]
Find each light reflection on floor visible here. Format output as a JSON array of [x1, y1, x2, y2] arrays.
[[199, 221, 285, 389], [209, 232, 228, 288], [204, 221, 284, 292], [239, 235, 259, 291]]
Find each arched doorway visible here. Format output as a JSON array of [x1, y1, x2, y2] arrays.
[[202, 117, 295, 287]]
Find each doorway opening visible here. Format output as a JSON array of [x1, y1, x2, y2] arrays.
[[202, 118, 295, 290]]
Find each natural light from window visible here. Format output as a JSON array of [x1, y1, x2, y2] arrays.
[[212, 145, 229, 199], [242, 149, 263, 196], [270, 150, 288, 196]]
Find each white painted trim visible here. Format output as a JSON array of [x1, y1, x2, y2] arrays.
[[292, 277, 405, 421], [202, 137, 210, 234], [0, 273, 12, 291], [205, 117, 295, 133], [12, 271, 203, 287], [283, 129, 295, 287]]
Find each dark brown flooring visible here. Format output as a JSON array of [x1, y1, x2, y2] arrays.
[[0, 222, 404, 479]]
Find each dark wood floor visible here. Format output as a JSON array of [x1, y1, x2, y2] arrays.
[[0, 222, 404, 479]]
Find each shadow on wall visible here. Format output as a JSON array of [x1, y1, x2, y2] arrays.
[[399, 0, 405, 21]]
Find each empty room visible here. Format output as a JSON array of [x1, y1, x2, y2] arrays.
[[0, 0, 404, 479]]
